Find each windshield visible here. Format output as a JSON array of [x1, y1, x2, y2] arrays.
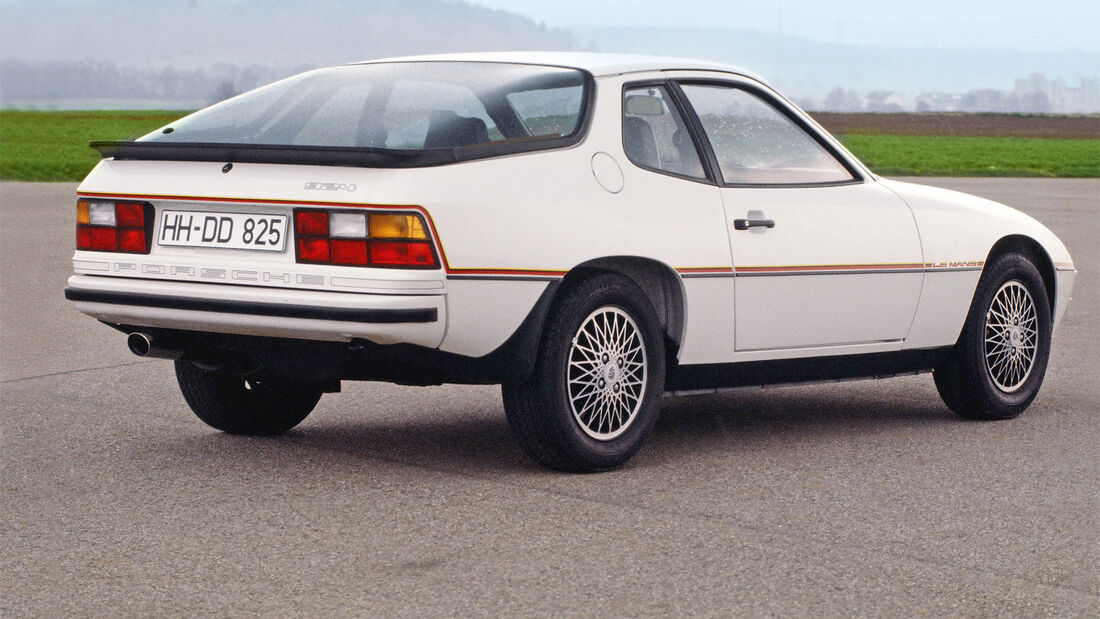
[[141, 62, 589, 154]]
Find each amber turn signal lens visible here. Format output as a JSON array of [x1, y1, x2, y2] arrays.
[[369, 213, 427, 240], [76, 200, 90, 225]]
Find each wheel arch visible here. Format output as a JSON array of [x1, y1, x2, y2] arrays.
[[561, 256, 687, 353], [492, 256, 687, 385], [983, 235, 1056, 311]]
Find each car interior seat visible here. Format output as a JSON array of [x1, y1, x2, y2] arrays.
[[623, 116, 660, 169], [672, 128, 704, 177], [424, 110, 490, 149]]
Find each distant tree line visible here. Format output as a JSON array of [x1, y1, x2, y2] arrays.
[[1, 59, 309, 107], [946, 90, 1053, 114], [817, 86, 1076, 114]]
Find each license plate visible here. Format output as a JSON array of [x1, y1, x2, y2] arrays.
[[157, 211, 288, 252]]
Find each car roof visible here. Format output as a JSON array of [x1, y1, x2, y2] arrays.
[[352, 51, 765, 82]]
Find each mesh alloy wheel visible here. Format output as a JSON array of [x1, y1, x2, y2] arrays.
[[983, 280, 1038, 393], [566, 306, 648, 440], [933, 253, 1052, 421], [502, 273, 666, 472]]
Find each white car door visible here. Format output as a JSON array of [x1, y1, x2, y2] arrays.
[[677, 81, 924, 352]]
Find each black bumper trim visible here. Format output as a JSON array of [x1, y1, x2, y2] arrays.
[[65, 287, 438, 324]]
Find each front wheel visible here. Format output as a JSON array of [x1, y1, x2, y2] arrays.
[[174, 360, 323, 435], [503, 274, 666, 472], [933, 253, 1052, 420]]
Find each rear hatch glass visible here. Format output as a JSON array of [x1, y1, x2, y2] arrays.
[[95, 62, 591, 168]]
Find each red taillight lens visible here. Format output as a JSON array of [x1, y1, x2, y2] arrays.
[[296, 210, 329, 236], [75, 199, 150, 254], [370, 241, 435, 266], [292, 208, 438, 269], [297, 238, 331, 263], [76, 226, 92, 250], [331, 239, 369, 265], [406, 243, 435, 266], [89, 227, 117, 250], [115, 202, 145, 228], [118, 228, 147, 252]]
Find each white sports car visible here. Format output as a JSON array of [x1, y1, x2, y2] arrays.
[[67, 52, 1076, 472]]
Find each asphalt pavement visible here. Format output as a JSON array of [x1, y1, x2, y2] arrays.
[[2, 178, 1097, 615]]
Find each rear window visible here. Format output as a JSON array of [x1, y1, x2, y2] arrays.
[[142, 62, 589, 155], [507, 85, 585, 139]]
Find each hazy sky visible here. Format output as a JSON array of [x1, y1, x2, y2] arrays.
[[472, 0, 1100, 53], [2, 0, 1096, 107]]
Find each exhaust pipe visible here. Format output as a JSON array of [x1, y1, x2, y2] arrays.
[[127, 332, 183, 360]]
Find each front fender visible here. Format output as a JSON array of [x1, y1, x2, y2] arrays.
[[880, 179, 1075, 348]]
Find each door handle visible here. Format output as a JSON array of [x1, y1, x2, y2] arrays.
[[733, 218, 776, 231]]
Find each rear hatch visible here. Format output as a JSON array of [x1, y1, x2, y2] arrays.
[[72, 59, 591, 295]]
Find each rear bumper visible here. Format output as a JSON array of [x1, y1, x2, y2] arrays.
[[65, 274, 445, 347]]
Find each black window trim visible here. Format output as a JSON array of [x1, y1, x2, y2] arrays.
[[620, 79, 718, 186], [670, 78, 867, 189], [91, 65, 597, 170]]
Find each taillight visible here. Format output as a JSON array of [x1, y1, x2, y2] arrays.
[[76, 199, 151, 254], [293, 209, 439, 269]]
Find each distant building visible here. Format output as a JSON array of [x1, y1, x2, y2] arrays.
[[1015, 73, 1099, 114]]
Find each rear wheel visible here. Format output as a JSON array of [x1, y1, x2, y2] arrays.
[[502, 274, 666, 472], [174, 360, 323, 434], [933, 253, 1052, 420]]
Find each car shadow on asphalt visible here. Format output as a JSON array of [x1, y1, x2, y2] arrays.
[[643, 386, 959, 466], [148, 381, 961, 476]]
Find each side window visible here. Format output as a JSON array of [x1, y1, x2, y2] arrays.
[[679, 84, 854, 185], [623, 85, 705, 179]]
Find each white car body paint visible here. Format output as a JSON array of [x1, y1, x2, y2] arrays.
[[879, 178, 1076, 349], [68, 52, 1077, 376]]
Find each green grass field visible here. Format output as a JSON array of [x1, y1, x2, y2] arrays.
[[0, 110, 185, 181], [1, 110, 1098, 180], [837, 134, 1100, 178]]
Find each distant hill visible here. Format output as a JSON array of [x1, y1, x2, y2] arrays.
[[3, 1, 1097, 111], [0, 0, 577, 68], [0, 0, 579, 108]]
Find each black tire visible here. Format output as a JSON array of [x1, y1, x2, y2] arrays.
[[933, 253, 1052, 420], [174, 360, 323, 435], [502, 273, 666, 472]]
